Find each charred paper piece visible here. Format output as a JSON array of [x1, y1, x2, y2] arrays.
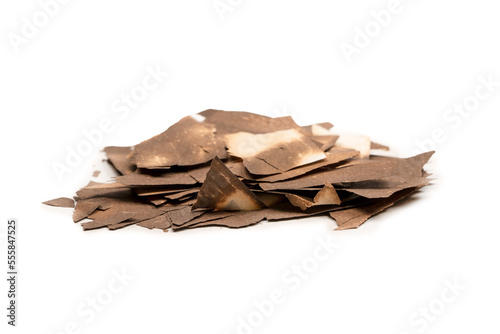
[[284, 183, 341, 210], [129, 116, 227, 168], [224, 129, 327, 175], [330, 187, 419, 230], [73, 199, 101, 222], [75, 181, 131, 199], [199, 109, 302, 134], [44, 109, 433, 233], [137, 214, 171, 231], [115, 169, 197, 187], [259, 152, 433, 191], [192, 157, 266, 211], [314, 183, 341, 205], [81, 195, 168, 231], [256, 148, 358, 183]]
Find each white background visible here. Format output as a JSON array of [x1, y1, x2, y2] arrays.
[[1, 1, 500, 333]]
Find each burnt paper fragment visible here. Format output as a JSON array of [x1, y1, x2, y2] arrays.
[[129, 116, 227, 168], [224, 129, 327, 175], [192, 157, 266, 211], [329, 187, 420, 230], [42, 197, 75, 208]]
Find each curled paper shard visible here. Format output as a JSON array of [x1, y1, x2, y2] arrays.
[[285, 194, 316, 211], [224, 129, 327, 175], [285, 183, 341, 210], [192, 157, 266, 211], [313, 183, 341, 205]]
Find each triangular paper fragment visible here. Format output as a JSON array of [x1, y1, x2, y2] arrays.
[[314, 183, 341, 205], [42, 197, 75, 208], [192, 157, 266, 211]]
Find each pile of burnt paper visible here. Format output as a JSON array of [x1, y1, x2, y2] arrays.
[[43, 109, 433, 231]]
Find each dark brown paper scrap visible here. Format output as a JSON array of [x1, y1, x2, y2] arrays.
[[330, 187, 419, 230], [285, 183, 341, 210], [72, 199, 101, 222], [137, 214, 171, 231], [256, 148, 359, 183], [192, 157, 266, 211], [314, 183, 341, 205], [42, 197, 75, 208], [225, 129, 327, 175], [75, 182, 131, 200], [116, 169, 197, 187], [260, 152, 433, 191], [129, 116, 227, 168], [199, 109, 302, 134]]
